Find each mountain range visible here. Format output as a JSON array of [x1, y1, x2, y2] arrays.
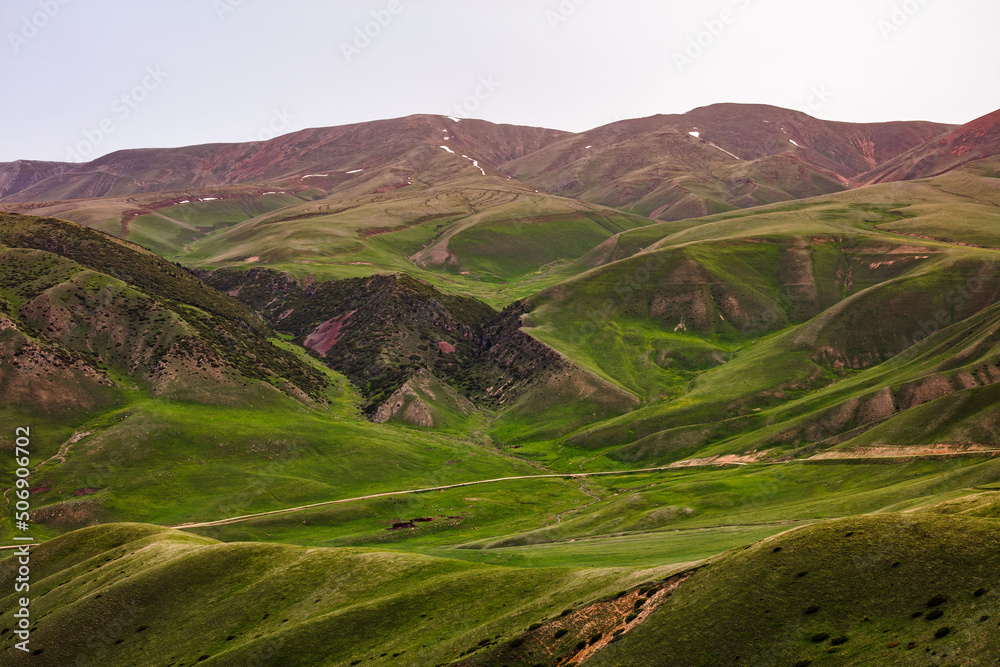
[[2, 102, 1000, 666]]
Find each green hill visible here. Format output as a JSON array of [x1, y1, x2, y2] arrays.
[[0, 523, 678, 666], [466, 513, 1000, 666], [6, 513, 996, 666], [518, 170, 1000, 468]]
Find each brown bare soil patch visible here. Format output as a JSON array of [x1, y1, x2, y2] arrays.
[[32, 498, 102, 529], [389, 521, 415, 530], [461, 571, 695, 665], [809, 443, 1000, 461], [667, 450, 772, 468], [303, 311, 355, 357]]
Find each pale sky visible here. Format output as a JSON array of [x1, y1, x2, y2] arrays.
[[1, 0, 998, 163]]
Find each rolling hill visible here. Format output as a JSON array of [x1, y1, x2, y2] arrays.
[[199, 266, 636, 434], [3, 510, 998, 665], [519, 167, 1000, 468], [0, 213, 335, 421]]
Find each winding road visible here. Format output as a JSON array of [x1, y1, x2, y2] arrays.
[[3, 449, 996, 550], [166, 447, 1000, 530]]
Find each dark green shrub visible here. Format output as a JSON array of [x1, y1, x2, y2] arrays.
[[554, 629, 568, 639], [830, 635, 848, 646], [810, 632, 829, 642]]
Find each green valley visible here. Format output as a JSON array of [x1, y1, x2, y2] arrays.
[[2, 104, 1000, 665]]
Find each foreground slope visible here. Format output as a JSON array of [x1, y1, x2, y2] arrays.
[[466, 513, 1000, 666], [6, 512, 996, 666], [0, 213, 333, 422], [0, 523, 675, 666]]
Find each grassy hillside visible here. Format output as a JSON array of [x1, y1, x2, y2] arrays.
[[466, 513, 1000, 666], [6, 512, 997, 666], [520, 172, 1000, 466], [0, 523, 677, 666], [0, 214, 337, 430], [200, 268, 637, 438], [4, 396, 558, 541], [0, 214, 551, 544], [170, 179, 653, 305], [185, 453, 1000, 572]]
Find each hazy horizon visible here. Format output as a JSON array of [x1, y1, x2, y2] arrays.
[[2, 0, 998, 163]]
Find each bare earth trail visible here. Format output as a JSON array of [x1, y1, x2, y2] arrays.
[[167, 448, 1000, 530]]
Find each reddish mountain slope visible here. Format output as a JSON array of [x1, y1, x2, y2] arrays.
[[860, 108, 1000, 184], [502, 104, 952, 219], [2, 115, 567, 203], [0, 160, 74, 199], [6, 105, 985, 228]]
